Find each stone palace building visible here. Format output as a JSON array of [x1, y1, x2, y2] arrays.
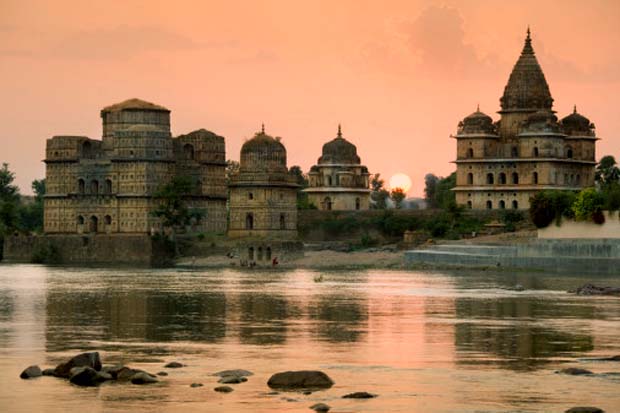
[[304, 125, 371, 210], [43, 98, 227, 235], [452, 29, 598, 210]]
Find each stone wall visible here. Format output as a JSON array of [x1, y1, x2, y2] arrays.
[[538, 211, 620, 239], [2, 234, 174, 266]]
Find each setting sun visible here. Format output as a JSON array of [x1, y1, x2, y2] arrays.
[[389, 173, 412, 193]]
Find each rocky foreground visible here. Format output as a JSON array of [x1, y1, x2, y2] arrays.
[[569, 283, 620, 296], [20, 351, 618, 412]]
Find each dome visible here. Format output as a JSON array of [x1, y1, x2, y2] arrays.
[[500, 29, 554, 112], [457, 107, 497, 135], [519, 109, 561, 134], [318, 125, 361, 164], [561, 106, 594, 135], [101, 98, 169, 113], [240, 126, 288, 173]]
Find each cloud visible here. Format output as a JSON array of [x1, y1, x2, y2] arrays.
[[1, 25, 237, 60]]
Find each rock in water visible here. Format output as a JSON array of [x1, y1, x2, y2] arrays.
[[54, 352, 102, 378], [156, 371, 168, 376], [131, 372, 158, 384], [342, 392, 377, 399], [20, 365, 42, 379], [267, 371, 334, 390], [164, 361, 184, 368], [42, 368, 56, 376], [310, 403, 331, 412], [565, 407, 605, 413], [571, 283, 620, 296], [190, 383, 203, 388], [558, 368, 593, 375], [214, 386, 234, 393], [69, 367, 104, 387], [218, 375, 248, 384], [214, 369, 253, 378]]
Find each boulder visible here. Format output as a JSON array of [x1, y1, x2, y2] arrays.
[[20, 365, 42, 379], [164, 362, 184, 368], [310, 403, 331, 412], [219, 375, 248, 384], [156, 371, 168, 376], [565, 408, 605, 413], [42, 368, 56, 376], [558, 368, 593, 376], [54, 352, 102, 378], [570, 284, 620, 296], [131, 372, 158, 384], [190, 383, 203, 388], [69, 367, 107, 387], [214, 369, 253, 378], [342, 391, 377, 399], [214, 386, 234, 393], [267, 371, 334, 390], [102, 364, 127, 379]]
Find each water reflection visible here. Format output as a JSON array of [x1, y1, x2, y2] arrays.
[[309, 295, 368, 343]]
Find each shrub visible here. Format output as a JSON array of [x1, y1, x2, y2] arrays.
[[529, 190, 577, 228], [572, 188, 605, 222]]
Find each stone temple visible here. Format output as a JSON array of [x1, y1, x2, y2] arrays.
[[228, 126, 302, 264], [452, 29, 597, 210], [44, 98, 227, 235], [304, 125, 371, 210]]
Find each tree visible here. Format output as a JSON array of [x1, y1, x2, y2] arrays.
[[289, 165, 315, 209], [370, 173, 389, 209], [424, 174, 439, 206], [425, 172, 456, 209], [390, 188, 406, 209], [0, 163, 20, 235], [225, 160, 240, 184], [595, 155, 620, 188], [19, 179, 46, 233], [152, 176, 204, 236], [289, 165, 308, 187]]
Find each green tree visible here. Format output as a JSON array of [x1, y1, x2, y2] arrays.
[[152, 176, 204, 237], [572, 188, 605, 222], [425, 172, 456, 209], [595, 155, 620, 188], [289, 165, 315, 209], [19, 179, 46, 233], [225, 159, 240, 184], [0, 163, 20, 235], [370, 173, 389, 209], [390, 188, 406, 209]]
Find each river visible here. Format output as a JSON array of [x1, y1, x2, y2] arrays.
[[0, 264, 619, 412]]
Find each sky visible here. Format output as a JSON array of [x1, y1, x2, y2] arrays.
[[1, 0, 619, 196]]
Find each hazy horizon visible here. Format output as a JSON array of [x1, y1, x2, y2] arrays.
[[2, 0, 619, 196]]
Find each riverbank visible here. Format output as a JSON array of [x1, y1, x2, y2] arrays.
[[177, 249, 404, 270]]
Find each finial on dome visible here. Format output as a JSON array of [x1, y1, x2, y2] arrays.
[[337, 123, 342, 138], [523, 25, 533, 54], [573, 104, 577, 114], [261, 123, 265, 134], [476, 103, 480, 112]]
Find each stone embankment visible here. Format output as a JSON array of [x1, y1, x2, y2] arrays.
[[405, 239, 620, 274]]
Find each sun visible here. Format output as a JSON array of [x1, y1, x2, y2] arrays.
[[389, 173, 412, 193]]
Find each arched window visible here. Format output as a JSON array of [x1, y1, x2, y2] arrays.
[[248, 192, 254, 200], [533, 172, 539, 184], [512, 200, 519, 209], [183, 143, 195, 160], [245, 213, 254, 230], [512, 172, 519, 184], [499, 173, 507, 185], [467, 173, 473, 185], [78, 179, 85, 194], [77, 215, 85, 225], [576, 174, 581, 185], [266, 247, 272, 260], [355, 198, 361, 210], [499, 200, 506, 209], [90, 179, 99, 195], [486, 173, 494, 185], [82, 141, 93, 158], [248, 247, 254, 261], [467, 148, 474, 158], [105, 179, 112, 194], [89, 216, 98, 233], [533, 147, 539, 157], [486, 200, 493, 210], [327, 175, 332, 186], [280, 213, 286, 230], [564, 174, 569, 184], [467, 200, 472, 209], [567, 148, 573, 159], [323, 197, 332, 211], [258, 247, 263, 261], [104, 215, 112, 225], [511, 146, 518, 157]]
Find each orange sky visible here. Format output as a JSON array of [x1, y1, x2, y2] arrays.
[[2, 0, 619, 196]]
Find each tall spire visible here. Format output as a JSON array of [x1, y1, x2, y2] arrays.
[[337, 123, 342, 138], [499, 27, 553, 112], [261, 123, 265, 134], [476, 103, 480, 112], [573, 104, 577, 114]]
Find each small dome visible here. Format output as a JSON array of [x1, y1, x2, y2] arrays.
[[318, 125, 361, 164], [101, 98, 169, 113], [457, 107, 496, 135], [561, 106, 594, 135], [520, 109, 561, 133], [240, 127, 287, 172]]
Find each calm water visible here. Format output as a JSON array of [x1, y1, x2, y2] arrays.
[[0, 264, 619, 412]]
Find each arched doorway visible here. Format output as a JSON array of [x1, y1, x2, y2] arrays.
[[89, 216, 98, 233], [183, 143, 195, 160], [246, 213, 254, 230]]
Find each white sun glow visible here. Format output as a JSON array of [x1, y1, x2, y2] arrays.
[[389, 173, 412, 193]]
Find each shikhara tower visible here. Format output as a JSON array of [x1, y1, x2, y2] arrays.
[[452, 29, 598, 210]]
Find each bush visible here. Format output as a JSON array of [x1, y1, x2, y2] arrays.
[[529, 190, 577, 228], [572, 188, 605, 222], [360, 233, 379, 248]]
